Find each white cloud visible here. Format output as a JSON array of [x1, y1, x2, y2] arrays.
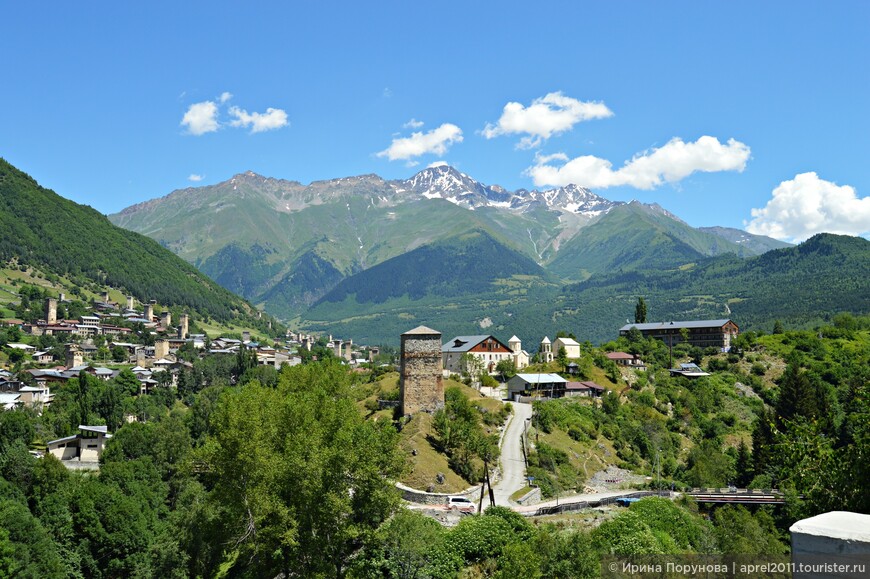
[[403, 118, 424, 129], [228, 106, 289, 133], [188, 174, 204, 182], [219, 92, 233, 103], [427, 161, 449, 168], [526, 136, 751, 189], [482, 92, 614, 148], [377, 123, 463, 161], [181, 100, 220, 135], [745, 172, 870, 242]]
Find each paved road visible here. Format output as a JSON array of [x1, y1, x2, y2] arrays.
[[492, 401, 533, 506]]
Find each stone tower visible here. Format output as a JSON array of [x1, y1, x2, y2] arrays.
[[154, 339, 169, 360], [179, 314, 189, 340], [344, 339, 353, 361], [127, 295, 135, 311], [540, 336, 553, 363], [160, 311, 172, 330], [45, 298, 57, 324], [65, 344, 83, 369], [144, 304, 154, 322], [399, 326, 444, 416]]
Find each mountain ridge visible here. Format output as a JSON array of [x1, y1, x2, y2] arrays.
[[108, 165, 789, 321]]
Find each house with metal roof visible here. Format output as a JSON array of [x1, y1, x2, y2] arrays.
[[619, 319, 739, 350], [46, 425, 112, 468], [507, 373, 568, 399], [442, 335, 513, 375]]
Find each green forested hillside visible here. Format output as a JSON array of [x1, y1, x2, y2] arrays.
[[548, 202, 749, 281], [0, 159, 268, 326], [317, 229, 549, 305], [302, 232, 870, 346], [561, 233, 870, 338]]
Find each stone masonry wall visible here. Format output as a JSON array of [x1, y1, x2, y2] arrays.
[[400, 332, 444, 415]]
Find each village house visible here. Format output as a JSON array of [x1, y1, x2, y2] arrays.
[[606, 351, 646, 370], [507, 373, 568, 399], [47, 425, 112, 467], [0, 392, 21, 410], [565, 380, 605, 398], [619, 319, 739, 350], [553, 336, 581, 358], [441, 335, 514, 374]]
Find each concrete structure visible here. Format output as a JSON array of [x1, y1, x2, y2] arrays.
[[144, 304, 154, 323], [47, 425, 112, 465], [619, 319, 739, 350], [45, 298, 57, 324], [399, 326, 444, 415], [507, 373, 568, 399], [553, 337, 581, 359], [790, 511, 870, 578], [442, 335, 513, 374], [65, 344, 83, 369], [507, 335, 530, 370], [179, 314, 189, 340], [160, 310, 171, 330], [539, 336, 554, 363]]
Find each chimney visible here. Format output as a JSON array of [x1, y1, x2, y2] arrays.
[[144, 304, 154, 322], [179, 314, 189, 340], [45, 298, 57, 324], [160, 311, 171, 330]]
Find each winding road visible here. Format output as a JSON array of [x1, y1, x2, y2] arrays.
[[492, 401, 533, 506]]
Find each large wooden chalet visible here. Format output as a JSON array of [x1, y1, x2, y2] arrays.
[[441, 335, 513, 374], [619, 319, 739, 350]]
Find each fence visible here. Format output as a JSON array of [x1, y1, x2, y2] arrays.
[[524, 490, 672, 517]]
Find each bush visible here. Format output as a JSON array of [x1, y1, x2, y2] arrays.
[[445, 515, 515, 563]]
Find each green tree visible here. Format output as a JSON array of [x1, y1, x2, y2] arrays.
[[200, 362, 406, 578], [635, 297, 647, 324], [495, 358, 516, 382], [556, 346, 568, 371]]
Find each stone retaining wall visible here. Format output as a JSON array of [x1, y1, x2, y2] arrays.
[[396, 482, 483, 505]]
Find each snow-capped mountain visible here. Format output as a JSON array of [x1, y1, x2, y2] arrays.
[[395, 165, 623, 216]]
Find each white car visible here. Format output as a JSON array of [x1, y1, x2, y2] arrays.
[[447, 496, 476, 513]]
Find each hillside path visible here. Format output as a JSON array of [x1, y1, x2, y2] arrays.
[[492, 401, 533, 506]]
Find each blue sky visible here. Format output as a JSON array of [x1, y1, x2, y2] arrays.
[[2, 1, 868, 242]]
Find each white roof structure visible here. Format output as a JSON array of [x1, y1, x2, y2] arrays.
[[6, 343, 36, 350], [515, 373, 567, 384], [790, 511, 870, 543], [0, 393, 21, 410]]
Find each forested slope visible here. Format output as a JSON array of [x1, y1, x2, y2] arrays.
[[0, 159, 265, 324]]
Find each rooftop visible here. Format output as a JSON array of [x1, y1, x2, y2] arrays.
[[619, 319, 736, 332]]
